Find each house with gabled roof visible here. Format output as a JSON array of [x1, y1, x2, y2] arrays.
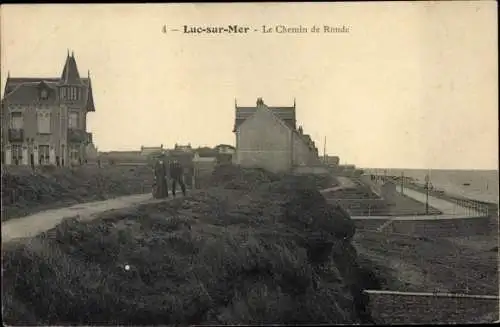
[[2, 51, 95, 166], [233, 97, 322, 173]]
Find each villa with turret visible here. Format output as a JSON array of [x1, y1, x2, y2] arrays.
[[1, 51, 96, 166]]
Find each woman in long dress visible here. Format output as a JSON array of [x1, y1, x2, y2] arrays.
[[153, 159, 169, 198]]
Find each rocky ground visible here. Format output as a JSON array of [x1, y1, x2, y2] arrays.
[[2, 166, 378, 325], [1, 165, 154, 221]]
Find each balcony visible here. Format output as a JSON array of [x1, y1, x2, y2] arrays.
[[8, 129, 24, 142], [68, 128, 90, 144]]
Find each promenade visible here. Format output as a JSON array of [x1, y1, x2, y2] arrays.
[[398, 187, 484, 216]]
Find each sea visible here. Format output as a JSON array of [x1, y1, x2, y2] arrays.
[[363, 168, 499, 204]]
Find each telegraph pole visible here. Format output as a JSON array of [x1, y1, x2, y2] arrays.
[[401, 171, 404, 194], [425, 173, 430, 215], [323, 136, 327, 163]]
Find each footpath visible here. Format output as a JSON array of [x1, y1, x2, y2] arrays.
[[398, 187, 483, 216], [2, 193, 171, 243], [3, 180, 487, 243]]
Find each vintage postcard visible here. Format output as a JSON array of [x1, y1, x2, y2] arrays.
[[1, 2, 498, 325]]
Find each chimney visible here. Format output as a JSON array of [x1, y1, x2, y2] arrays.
[[256, 97, 264, 107], [298, 126, 303, 135]]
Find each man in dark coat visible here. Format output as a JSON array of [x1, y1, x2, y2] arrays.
[[152, 159, 169, 199], [169, 159, 186, 197]]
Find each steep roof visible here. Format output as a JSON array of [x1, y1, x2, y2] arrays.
[[237, 98, 296, 134], [293, 130, 318, 153], [233, 101, 296, 132], [301, 134, 313, 145], [3, 80, 59, 105], [85, 76, 96, 112], [61, 52, 83, 84], [2, 52, 95, 111]]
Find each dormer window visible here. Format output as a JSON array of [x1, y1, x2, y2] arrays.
[[40, 89, 49, 100]]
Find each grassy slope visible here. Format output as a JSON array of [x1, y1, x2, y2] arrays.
[[2, 169, 376, 325], [1, 165, 154, 221], [354, 230, 498, 323], [355, 231, 498, 294]]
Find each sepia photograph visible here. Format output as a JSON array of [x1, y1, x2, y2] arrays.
[[1, 2, 498, 325]]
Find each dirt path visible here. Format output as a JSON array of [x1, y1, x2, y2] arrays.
[[1, 193, 173, 243]]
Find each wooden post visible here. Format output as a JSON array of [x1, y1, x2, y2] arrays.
[[425, 173, 430, 215]]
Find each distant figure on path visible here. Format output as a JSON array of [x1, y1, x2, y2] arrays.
[[170, 159, 186, 197], [153, 159, 169, 199]]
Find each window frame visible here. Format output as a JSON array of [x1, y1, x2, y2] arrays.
[[38, 145, 50, 165], [10, 112, 24, 130], [11, 144, 23, 164], [37, 111, 52, 134], [68, 111, 79, 129]]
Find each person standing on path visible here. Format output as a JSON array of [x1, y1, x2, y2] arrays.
[[153, 159, 169, 199], [170, 159, 186, 197]]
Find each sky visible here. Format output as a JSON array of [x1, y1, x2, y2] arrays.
[[1, 2, 498, 169]]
